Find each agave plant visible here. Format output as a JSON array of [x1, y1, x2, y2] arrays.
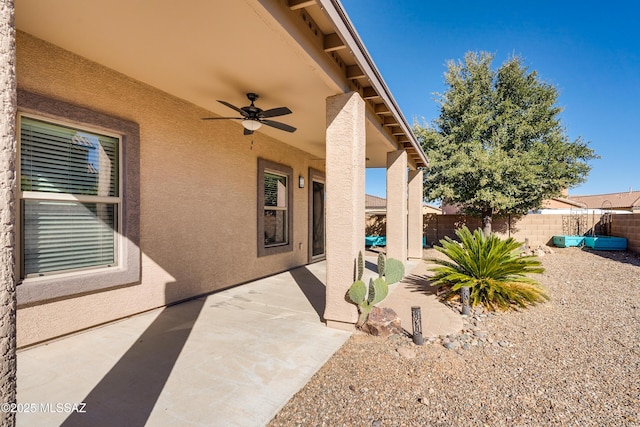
[[429, 226, 548, 311]]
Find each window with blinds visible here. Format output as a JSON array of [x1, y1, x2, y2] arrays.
[[19, 115, 121, 277], [264, 172, 287, 246]]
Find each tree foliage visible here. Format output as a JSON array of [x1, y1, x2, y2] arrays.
[[416, 52, 597, 231]]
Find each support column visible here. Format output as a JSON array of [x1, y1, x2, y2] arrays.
[[0, 1, 17, 426], [386, 150, 407, 264], [324, 92, 365, 329], [407, 169, 424, 259]]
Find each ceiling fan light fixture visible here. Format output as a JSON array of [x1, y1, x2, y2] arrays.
[[203, 94, 295, 134], [242, 119, 262, 131]]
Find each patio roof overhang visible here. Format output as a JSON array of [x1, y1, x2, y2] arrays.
[[15, 0, 427, 169]]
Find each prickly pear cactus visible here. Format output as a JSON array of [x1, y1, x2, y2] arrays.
[[367, 278, 376, 304], [377, 252, 385, 278], [384, 258, 405, 285], [348, 279, 367, 305], [347, 252, 399, 328], [370, 277, 388, 305]]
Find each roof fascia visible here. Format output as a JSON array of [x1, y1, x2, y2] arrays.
[[316, 0, 428, 168]]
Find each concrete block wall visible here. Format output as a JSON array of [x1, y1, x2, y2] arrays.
[[367, 213, 640, 254], [365, 214, 386, 236], [423, 214, 569, 247], [423, 214, 482, 245], [611, 214, 640, 253], [369, 214, 566, 247], [500, 215, 565, 246]]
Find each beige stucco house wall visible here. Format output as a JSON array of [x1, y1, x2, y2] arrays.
[[16, 33, 322, 346], [11, 0, 429, 347]]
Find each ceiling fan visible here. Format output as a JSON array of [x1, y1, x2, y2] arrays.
[[202, 93, 296, 135]]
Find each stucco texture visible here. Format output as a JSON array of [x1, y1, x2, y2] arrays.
[[1, 0, 17, 424], [323, 92, 365, 327], [16, 32, 320, 347]]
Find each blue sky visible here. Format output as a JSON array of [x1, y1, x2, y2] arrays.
[[340, 0, 640, 200]]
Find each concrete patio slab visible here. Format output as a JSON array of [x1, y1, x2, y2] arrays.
[[382, 260, 463, 338], [16, 257, 461, 426], [17, 263, 350, 427]]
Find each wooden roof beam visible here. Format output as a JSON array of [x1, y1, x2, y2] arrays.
[[382, 116, 398, 127], [374, 103, 391, 115], [324, 33, 346, 52], [346, 64, 365, 79], [288, 0, 316, 10], [362, 86, 378, 99]]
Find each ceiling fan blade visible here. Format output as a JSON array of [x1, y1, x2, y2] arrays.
[[244, 128, 254, 136], [217, 100, 249, 117], [260, 107, 292, 118], [261, 119, 297, 133], [201, 117, 243, 120]]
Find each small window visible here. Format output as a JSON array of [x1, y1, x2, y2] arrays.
[[19, 116, 121, 277], [264, 172, 288, 246], [258, 159, 293, 257]]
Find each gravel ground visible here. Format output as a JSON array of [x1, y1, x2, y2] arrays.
[[269, 247, 640, 427]]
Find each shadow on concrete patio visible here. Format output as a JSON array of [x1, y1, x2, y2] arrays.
[[18, 262, 352, 427], [62, 298, 205, 427], [401, 273, 442, 298], [289, 266, 325, 321]]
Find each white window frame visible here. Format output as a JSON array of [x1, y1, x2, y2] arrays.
[[18, 113, 123, 279], [16, 90, 141, 305], [257, 158, 293, 257], [263, 170, 288, 248]]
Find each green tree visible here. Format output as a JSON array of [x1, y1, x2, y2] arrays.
[[416, 52, 597, 235]]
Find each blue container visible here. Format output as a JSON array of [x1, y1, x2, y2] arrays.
[[552, 235, 585, 248], [365, 236, 427, 248], [583, 236, 627, 250], [365, 236, 386, 247]]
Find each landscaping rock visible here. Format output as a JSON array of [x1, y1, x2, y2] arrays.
[[396, 346, 416, 359], [270, 248, 640, 427], [444, 340, 460, 350], [474, 330, 488, 338], [362, 307, 402, 337], [521, 244, 555, 257]]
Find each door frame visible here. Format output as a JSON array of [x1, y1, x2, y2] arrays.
[[308, 168, 326, 262]]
